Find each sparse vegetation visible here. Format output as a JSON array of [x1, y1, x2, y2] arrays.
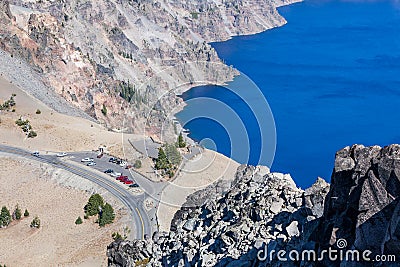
[[24, 209, 29, 217], [135, 258, 150, 267], [133, 159, 142, 169], [177, 133, 186, 148], [30, 216, 40, 228], [154, 144, 182, 178], [15, 117, 37, 138], [0, 95, 16, 111], [13, 205, 22, 220], [35, 109, 41, 114], [0, 206, 11, 227], [119, 80, 147, 104], [75, 216, 83, 225], [98, 203, 115, 227], [84, 194, 115, 227], [84, 194, 104, 216], [101, 104, 107, 116]]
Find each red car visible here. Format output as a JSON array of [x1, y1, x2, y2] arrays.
[[119, 177, 129, 183], [125, 165, 133, 169], [124, 180, 133, 185], [117, 175, 128, 180]]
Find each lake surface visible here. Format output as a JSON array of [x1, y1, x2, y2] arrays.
[[176, 0, 400, 188]]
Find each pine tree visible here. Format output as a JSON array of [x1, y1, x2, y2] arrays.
[[155, 147, 169, 170], [0, 206, 11, 227], [98, 203, 115, 227], [177, 133, 186, 148], [14, 205, 22, 220], [75, 216, 83, 225], [30, 216, 40, 228], [24, 209, 29, 217], [85, 194, 104, 216]]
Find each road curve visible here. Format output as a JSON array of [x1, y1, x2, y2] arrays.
[[0, 144, 152, 240]]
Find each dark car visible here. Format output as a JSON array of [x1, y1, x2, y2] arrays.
[[129, 184, 139, 188], [104, 169, 114, 173], [109, 157, 116, 163]]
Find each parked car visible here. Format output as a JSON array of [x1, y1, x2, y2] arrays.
[[97, 153, 103, 159], [116, 159, 122, 165], [117, 175, 128, 181], [119, 177, 129, 182], [81, 158, 94, 162], [119, 161, 127, 167], [87, 162, 96, 166], [110, 172, 122, 177], [125, 165, 133, 169], [32, 151, 40, 157], [104, 169, 114, 173], [109, 157, 116, 163], [124, 180, 133, 185], [129, 184, 139, 188], [56, 152, 68, 157]]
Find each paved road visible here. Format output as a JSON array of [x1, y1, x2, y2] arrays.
[[0, 145, 161, 240]]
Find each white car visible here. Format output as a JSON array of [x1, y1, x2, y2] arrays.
[[87, 162, 96, 166], [56, 152, 68, 157], [32, 151, 40, 157], [110, 172, 122, 177], [119, 161, 127, 167], [81, 157, 94, 162]]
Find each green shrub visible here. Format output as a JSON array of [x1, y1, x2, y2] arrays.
[[24, 209, 29, 217], [28, 131, 37, 138], [177, 133, 186, 148], [14, 205, 22, 220], [133, 159, 142, 169], [75, 216, 83, 225], [36, 109, 41, 114], [101, 104, 107, 116], [30, 216, 40, 228]]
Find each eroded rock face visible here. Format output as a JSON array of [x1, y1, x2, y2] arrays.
[[107, 145, 400, 266], [308, 144, 400, 267]]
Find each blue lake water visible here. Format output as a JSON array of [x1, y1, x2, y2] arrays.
[[176, 0, 400, 188]]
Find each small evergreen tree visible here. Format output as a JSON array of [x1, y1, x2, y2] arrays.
[[133, 159, 142, 169], [75, 216, 83, 225], [177, 133, 186, 148], [24, 209, 29, 217], [85, 194, 104, 216], [30, 216, 40, 228], [36, 109, 41, 114], [101, 104, 107, 116], [13, 205, 22, 220], [155, 147, 168, 170], [165, 143, 182, 166], [98, 203, 115, 227], [0, 206, 11, 227]]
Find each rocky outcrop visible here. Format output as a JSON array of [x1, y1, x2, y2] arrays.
[[107, 165, 329, 266], [107, 145, 400, 266]]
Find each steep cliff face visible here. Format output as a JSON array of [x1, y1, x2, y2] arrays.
[[107, 145, 400, 266], [0, 0, 298, 133]]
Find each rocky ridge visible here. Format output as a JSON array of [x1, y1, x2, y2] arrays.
[[107, 144, 400, 266], [0, 0, 299, 134]]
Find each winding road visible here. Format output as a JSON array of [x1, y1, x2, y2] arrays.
[[0, 144, 162, 240]]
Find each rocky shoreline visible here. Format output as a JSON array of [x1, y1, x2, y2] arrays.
[[107, 144, 400, 266]]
